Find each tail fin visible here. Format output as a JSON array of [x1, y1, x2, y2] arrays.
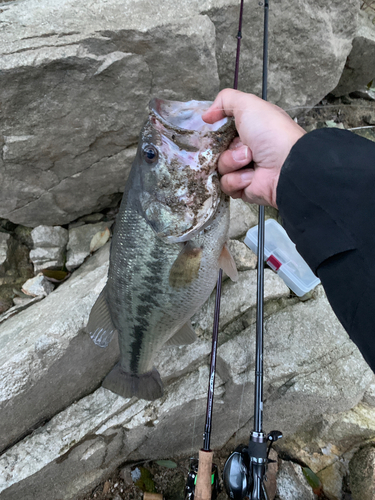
[[102, 364, 163, 401]]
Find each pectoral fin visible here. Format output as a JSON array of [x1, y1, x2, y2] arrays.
[[219, 243, 238, 282], [86, 287, 117, 347], [169, 242, 203, 288], [165, 321, 197, 346]]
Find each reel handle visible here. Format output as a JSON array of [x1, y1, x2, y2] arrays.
[[194, 449, 214, 500]]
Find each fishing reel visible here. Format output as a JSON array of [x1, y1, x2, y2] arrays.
[[223, 430, 282, 500], [185, 458, 220, 500]]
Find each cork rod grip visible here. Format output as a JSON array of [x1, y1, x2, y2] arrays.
[[194, 449, 214, 500], [143, 493, 163, 500]]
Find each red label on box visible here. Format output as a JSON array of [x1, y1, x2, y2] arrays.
[[267, 254, 282, 271]]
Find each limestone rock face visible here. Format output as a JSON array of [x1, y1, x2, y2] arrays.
[[0, 0, 360, 227]]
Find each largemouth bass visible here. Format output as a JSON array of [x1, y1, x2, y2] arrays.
[[87, 98, 238, 401]]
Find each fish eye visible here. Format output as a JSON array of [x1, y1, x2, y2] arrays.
[[143, 145, 158, 164]]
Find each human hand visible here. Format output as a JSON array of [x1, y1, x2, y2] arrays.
[[202, 89, 306, 208]]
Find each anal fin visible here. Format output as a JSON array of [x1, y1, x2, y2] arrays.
[[102, 365, 163, 401], [86, 287, 117, 348], [165, 321, 197, 346], [219, 242, 239, 282]]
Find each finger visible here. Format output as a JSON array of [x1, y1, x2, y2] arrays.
[[228, 137, 243, 150], [202, 88, 245, 124], [218, 146, 253, 176], [220, 168, 254, 197]]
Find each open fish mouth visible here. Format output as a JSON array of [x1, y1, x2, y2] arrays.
[[150, 98, 229, 133], [140, 98, 237, 243]]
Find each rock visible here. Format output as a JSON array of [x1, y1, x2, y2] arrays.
[[30, 246, 67, 273], [78, 213, 105, 224], [0, 0, 219, 227], [0, 232, 34, 308], [276, 461, 316, 500], [31, 225, 68, 249], [351, 87, 375, 101], [192, 269, 290, 335], [228, 199, 258, 239], [332, 11, 375, 96], [349, 443, 375, 500], [0, 0, 361, 227], [363, 110, 375, 125], [0, 299, 12, 313], [30, 226, 69, 272], [119, 466, 132, 484], [213, 0, 359, 114], [363, 376, 375, 406], [12, 297, 35, 307], [66, 222, 112, 271], [317, 461, 346, 500], [276, 400, 375, 492], [227, 239, 257, 271], [352, 127, 375, 142], [0, 296, 44, 325], [13, 225, 33, 249], [0, 243, 119, 454], [21, 273, 55, 297], [265, 448, 278, 500], [0, 233, 10, 268]]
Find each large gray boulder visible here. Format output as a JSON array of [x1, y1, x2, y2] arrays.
[[0, 0, 219, 227], [0, 0, 360, 227], [332, 10, 375, 96]]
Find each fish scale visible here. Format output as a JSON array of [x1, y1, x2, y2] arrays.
[[87, 98, 238, 401]]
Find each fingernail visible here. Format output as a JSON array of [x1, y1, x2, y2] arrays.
[[240, 171, 253, 182], [232, 146, 249, 162]]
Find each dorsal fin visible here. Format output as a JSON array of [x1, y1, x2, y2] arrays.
[[86, 287, 117, 347], [219, 242, 238, 281]]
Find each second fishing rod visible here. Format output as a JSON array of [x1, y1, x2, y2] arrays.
[[223, 2, 283, 499]]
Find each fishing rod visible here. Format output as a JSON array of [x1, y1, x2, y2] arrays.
[[185, 268, 222, 500], [223, 1, 283, 499], [185, 2, 246, 498]]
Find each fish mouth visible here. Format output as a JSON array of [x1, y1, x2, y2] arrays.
[[141, 98, 236, 243], [149, 98, 229, 133]]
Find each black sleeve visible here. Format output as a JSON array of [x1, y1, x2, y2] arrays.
[[276, 128, 375, 372]]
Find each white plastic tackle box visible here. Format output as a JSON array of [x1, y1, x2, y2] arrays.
[[244, 219, 320, 297]]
